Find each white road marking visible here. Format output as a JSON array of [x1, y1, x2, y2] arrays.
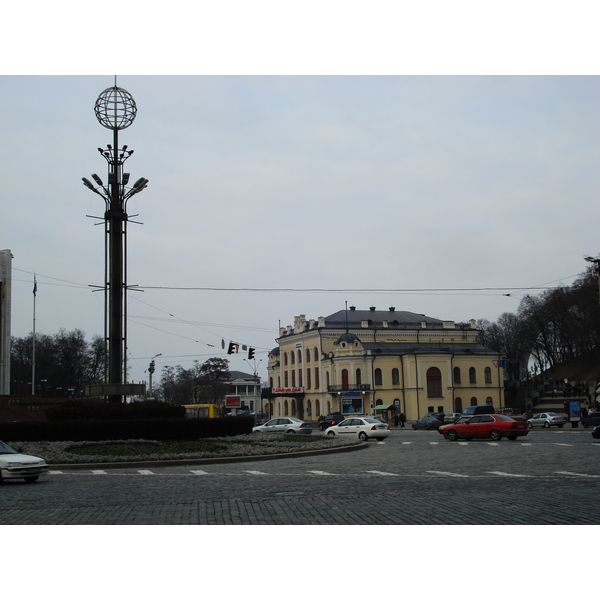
[[366, 470, 400, 476], [308, 470, 335, 475], [190, 470, 209, 475], [245, 470, 268, 475], [49, 470, 63, 474], [426, 470, 469, 477], [556, 471, 600, 478], [553, 443, 573, 447], [138, 469, 154, 475], [429, 442, 439, 445], [458, 442, 469, 446], [91, 470, 107, 475], [487, 471, 533, 477], [487, 442, 500, 446], [402, 442, 412, 445]]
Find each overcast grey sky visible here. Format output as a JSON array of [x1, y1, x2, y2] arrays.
[[2, 74, 598, 385]]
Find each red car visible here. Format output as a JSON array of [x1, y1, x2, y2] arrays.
[[442, 414, 529, 441]]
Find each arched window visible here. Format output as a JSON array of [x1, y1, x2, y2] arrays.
[[306, 348, 311, 363], [315, 399, 321, 416], [341, 369, 349, 390], [453, 367, 461, 385], [269, 377, 273, 388], [376, 399, 383, 406], [315, 368, 320, 389], [291, 371, 295, 387], [484, 367, 492, 384], [298, 350, 302, 364], [470, 397, 477, 406], [306, 369, 311, 390], [392, 368, 400, 386], [326, 371, 330, 389], [284, 400, 289, 416], [486, 396, 493, 406], [455, 397, 463, 413], [469, 367, 476, 384], [314, 348, 319, 361], [291, 399, 296, 416], [291, 352, 295, 365], [298, 370, 302, 387], [426, 367, 442, 398], [284, 371, 288, 387], [284, 352, 288, 366], [356, 368, 362, 386], [374, 368, 383, 386]]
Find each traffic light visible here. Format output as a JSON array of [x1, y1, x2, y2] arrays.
[[227, 341, 239, 355], [248, 347, 255, 359], [148, 360, 155, 374]]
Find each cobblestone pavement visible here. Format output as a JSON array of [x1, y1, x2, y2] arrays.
[[1, 429, 599, 524]]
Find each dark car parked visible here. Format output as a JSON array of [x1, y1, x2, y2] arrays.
[[461, 405, 495, 417], [592, 425, 600, 440], [318, 412, 345, 431], [412, 416, 444, 430], [582, 412, 600, 428]]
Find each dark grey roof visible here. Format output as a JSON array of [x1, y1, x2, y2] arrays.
[[325, 308, 444, 329], [361, 342, 497, 356], [335, 332, 361, 345], [227, 370, 257, 381]]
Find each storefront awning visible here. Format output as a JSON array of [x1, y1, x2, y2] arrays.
[[374, 404, 394, 410]]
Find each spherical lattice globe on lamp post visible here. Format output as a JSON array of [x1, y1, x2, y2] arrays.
[[94, 86, 137, 130]]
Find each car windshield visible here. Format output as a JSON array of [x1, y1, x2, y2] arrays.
[[547, 413, 560, 417], [0, 440, 18, 454], [363, 418, 381, 424], [495, 415, 514, 421]]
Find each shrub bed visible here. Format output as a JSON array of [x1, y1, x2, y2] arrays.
[[0, 416, 253, 442]]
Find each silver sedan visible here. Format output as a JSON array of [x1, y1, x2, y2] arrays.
[[527, 412, 566, 428], [252, 417, 312, 434]]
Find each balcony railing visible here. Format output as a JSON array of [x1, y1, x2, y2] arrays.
[[327, 384, 372, 393]]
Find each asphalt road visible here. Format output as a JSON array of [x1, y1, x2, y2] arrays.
[[1, 428, 599, 525]]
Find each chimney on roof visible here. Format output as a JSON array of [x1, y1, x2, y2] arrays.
[[349, 306, 356, 311], [389, 306, 395, 312], [369, 306, 376, 311]]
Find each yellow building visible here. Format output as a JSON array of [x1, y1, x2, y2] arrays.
[[265, 306, 504, 421]]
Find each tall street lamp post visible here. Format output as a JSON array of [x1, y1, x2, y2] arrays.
[[82, 84, 148, 402]]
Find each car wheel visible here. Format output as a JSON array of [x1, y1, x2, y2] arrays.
[[411, 424, 417, 430], [359, 432, 368, 442], [543, 422, 550, 428], [490, 429, 502, 441], [527, 422, 533, 428], [286, 429, 296, 434], [446, 430, 458, 442], [24, 476, 39, 483], [327, 430, 336, 436]]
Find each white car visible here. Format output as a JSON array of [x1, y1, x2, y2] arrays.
[[0, 440, 48, 483], [252, 417, 312, 435], [326, 417, 390, 441]]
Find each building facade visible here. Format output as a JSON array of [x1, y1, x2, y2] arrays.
[[265, 306, 504, 421]]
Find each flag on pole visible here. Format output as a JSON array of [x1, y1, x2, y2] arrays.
[[33, 276, 37, 296]]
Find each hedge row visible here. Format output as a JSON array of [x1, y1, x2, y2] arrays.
[[0, 416, 254, 442], [45, 400, 186, 421]]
